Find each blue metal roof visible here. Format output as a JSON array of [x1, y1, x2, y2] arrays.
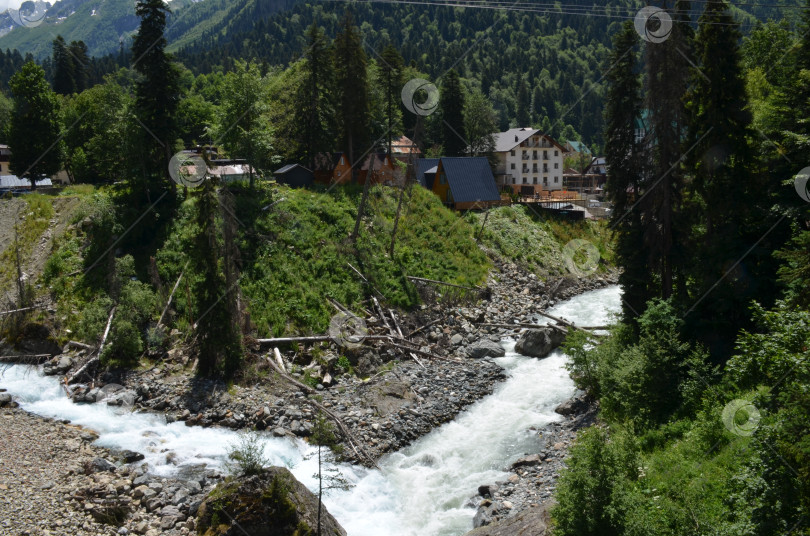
[[415, 158, 439, 189], [439, 157, 500, 204]]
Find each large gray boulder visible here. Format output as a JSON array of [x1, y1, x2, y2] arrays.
[[514, 327, 567, 358], [464, 504, 551, 536], [466, 339, 506, 359]]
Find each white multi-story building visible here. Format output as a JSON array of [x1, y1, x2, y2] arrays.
[[492, 128, 566, 194]]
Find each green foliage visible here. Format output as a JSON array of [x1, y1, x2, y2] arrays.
[[440, 69, 465, 157], [213, 61, 276, 187], [227, 432, 269, 476], [552, 426, 639, 536], [470, 205, 613, 277], [333, 10, 369, 175], [9, 61, 64, 185]]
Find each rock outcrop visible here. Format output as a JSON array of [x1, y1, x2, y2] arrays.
[[466, 339, 506, 359], [196, 467, 346, 536], [463, 504, 551, 536], [514, 327, 567, 358]]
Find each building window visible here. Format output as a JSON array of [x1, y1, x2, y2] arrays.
[[340, 157, 345, 165], [439, 173, 446, 185], [554, 176, 559, 183], [523, 177, 528, 184], [554, 163, 559, 169], [543, 178, 548, 185], [543, 151, 548, 159], [554, 150, 559, 156], [512, 177, 516, 184], [510, 150, 515, 156], [533, 151, 537, 159], [510, 163, 515, 170], [533, 177, 537, 184]]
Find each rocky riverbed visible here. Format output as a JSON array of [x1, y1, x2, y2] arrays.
[[0, 402, 217, 536], [466, 393, 596, 531], [2, 260, 618, 534]]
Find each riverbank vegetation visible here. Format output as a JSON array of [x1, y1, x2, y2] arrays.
[[552, 1, 810, 534]]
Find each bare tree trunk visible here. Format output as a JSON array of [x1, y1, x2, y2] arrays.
[[350, 156, 374, 244]]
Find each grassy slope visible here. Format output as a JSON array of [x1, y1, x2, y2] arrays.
[[40, 182, 615, 346], [469, 204, 614, 278]]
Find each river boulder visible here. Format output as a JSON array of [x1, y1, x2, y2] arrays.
[[465, 504, 551, 535], [514, 327, 566, 358], [196, 466, 346, 536], [466, 339, 506, 359]]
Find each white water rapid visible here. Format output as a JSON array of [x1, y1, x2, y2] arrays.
[[0, 285, 621, 536]]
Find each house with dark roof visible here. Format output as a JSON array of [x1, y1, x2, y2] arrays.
[[431, 157, 503, 209], [274, 164, 314, 188], [492, 128, 566, 195], [415, 158, 439, 190]]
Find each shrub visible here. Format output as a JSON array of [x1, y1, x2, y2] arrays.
[[227, 432, 269, 476]]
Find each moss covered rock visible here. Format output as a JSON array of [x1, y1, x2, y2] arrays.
[[196, 467, 346, 536]]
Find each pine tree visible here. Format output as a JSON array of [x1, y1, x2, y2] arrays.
[[296, 22, 335, 168], [52, 36, 75, 95], [68, 40, 89, 93], [604, 21, 648, 323], [683, 0, 766, 358], [379, 43, 404, 155], [132, 0, 181, 192], [334, 10, 369, 181], [9, 61, 64, 189], [516, 79, 530, 127], [191, 178, 243, 376], [440, 69, 466, 156], [643, 0, 692, 301]]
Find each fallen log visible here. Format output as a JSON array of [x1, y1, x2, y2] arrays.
[[405, 275, 481, 291], [346, 262, 385, 298], [67, 306, 115, 384], [256, 335, 393, 345], [388, 310, 425, 369], [263, 353, 379, 469], [0, 305, 41, 316], [388, 342, 463, 363], [157, 270, 184, 328], [479, 322, 612, 331], [67, 340, 93, 351], [0, 354, 52, 364], [407, 317, 443, 338], [272, 347, 286, 373]]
